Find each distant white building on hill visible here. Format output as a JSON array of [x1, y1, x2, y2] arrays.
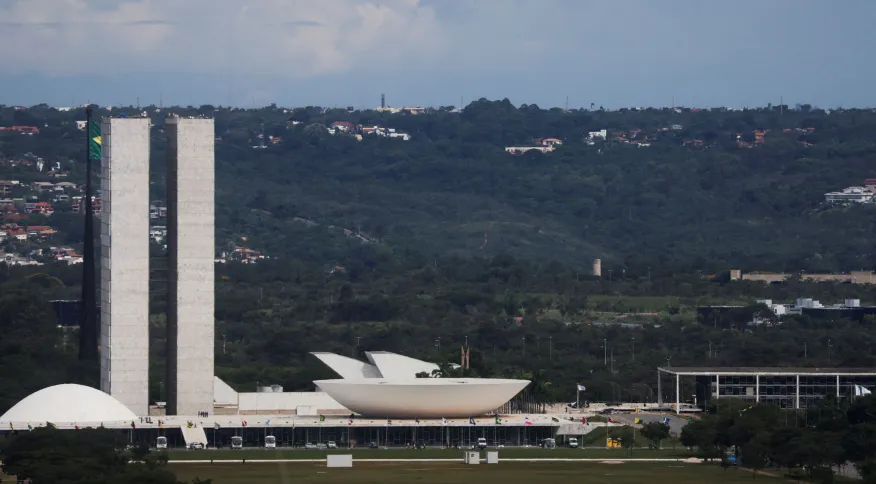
[[824, 186, 875, 205]]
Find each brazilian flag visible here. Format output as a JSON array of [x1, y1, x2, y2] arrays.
[[89, 118, 102, 160]]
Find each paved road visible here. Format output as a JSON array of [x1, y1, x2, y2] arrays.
[[167, 457, 703, 464], [609, 413, 690, 435]]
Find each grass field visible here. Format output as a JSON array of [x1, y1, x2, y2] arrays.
[[167, 447, 689, 461], [171, 461, 780, 484]]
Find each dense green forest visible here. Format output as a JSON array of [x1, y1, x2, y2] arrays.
[[3, 101, 876, 271], [3, 258, 876, 412], [2, 102, 876, 413]]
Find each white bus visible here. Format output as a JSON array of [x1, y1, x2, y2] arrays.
[[231, 436, 243, 450], [264, 435, 276, 449]]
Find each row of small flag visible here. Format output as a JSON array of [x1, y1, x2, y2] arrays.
[[7, 421, 182, 431], [8, 422, 114, 431], [304, 416, 552, 426], [10, 415, 649, 431]]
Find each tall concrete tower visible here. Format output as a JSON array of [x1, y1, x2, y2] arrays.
[[99, 117, 151, 416], [165, 116, 215, 416]]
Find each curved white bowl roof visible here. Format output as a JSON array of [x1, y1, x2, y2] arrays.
[[0, 384, 137, 423], [315, 378, 529, 418]]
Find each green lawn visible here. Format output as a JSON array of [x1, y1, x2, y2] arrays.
[[171, 461, 781, 484], [166, 447, 689, 461]]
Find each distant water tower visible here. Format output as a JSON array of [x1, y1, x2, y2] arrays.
[[592, 258, 602, 277]]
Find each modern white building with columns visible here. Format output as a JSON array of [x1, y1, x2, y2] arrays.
[[657, 367, 876, 412]]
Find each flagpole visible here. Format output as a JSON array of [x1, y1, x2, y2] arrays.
[[79, 105, 97, 365]]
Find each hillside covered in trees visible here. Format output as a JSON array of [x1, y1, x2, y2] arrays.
[[3, 101, 876, 273]]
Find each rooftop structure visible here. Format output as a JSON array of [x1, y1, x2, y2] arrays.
[[310, 353, 382, 379], [314, 378, 529, 418], [0, 384, 137, 423], [312, 351, 529, 417]]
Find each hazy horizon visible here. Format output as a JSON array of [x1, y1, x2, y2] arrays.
[[2, 0, 875, 109]]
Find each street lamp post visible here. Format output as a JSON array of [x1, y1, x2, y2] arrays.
[[631, 337, 635, 362]]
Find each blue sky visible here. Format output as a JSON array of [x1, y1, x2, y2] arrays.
[[1, 0, 874, 109]]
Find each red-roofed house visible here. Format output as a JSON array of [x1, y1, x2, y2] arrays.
[[0, 126, 39, 135], [27, 225, 56, 238], [30, 202, 54, 215]]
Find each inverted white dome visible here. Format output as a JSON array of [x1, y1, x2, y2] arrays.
[[0, 384, 137, 423], [315, 378, 530, 418]]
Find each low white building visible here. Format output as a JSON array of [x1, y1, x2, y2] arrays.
[[824, 187, 875, 204], [505, 146, 555, 155], [587, 130, 607, 141]]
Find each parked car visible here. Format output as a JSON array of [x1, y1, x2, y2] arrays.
[[327, 441, 338, 449], [368, 442, 378, 449], [304, 442, 318, 450], [188, 442, 204, 450], [567, 438, 579, 448]]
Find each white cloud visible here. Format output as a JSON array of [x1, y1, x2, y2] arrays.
[[0, 0, 446, 78]]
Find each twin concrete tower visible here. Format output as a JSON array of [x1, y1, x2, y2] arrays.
[[99, 115, 215, 416]]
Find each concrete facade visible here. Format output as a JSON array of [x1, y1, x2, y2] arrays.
[[165, 116, 215, 416], [99, 117, 151, 416]]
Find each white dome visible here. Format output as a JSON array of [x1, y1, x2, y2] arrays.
[[0, 384, 138, 423]]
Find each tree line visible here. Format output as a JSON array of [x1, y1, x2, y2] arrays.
[[681, 396, 876, 482]]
